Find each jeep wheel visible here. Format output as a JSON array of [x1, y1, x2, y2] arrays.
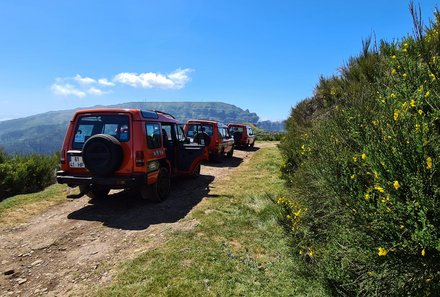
[[233, 132, 242, 146], [193, 132, 211, 146], [82, 134, 123, 176], [141, 167, 171, 202], [226, 147, 234, 158], [192, 163, 201, 178], [81, 185, 109, 200]]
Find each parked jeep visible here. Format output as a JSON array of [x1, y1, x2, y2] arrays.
[[184, 120, 234, 161], [228, 123, 256, 147], [56, 108, 208, 202]]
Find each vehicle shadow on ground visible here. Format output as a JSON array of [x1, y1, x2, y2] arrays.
[[233, 146, 260, 152], [67, 174, 215, 231], [204, 156, 243, 168]]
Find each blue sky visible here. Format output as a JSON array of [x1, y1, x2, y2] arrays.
[[0, 0, 438, 122]]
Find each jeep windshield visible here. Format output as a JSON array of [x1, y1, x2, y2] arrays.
[[72, 115, 130, 149]]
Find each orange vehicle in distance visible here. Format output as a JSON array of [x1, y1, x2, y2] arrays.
[[184, 119, 234, 161], [228, 123, 256, 147]]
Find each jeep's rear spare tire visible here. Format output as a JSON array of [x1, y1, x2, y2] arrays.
[[82, 134, 123, 176]]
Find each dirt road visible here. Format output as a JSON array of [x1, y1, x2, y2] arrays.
[[0, 145, 267, 297]]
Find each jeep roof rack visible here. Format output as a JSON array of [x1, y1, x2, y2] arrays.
[[154, 110, 176, 119]]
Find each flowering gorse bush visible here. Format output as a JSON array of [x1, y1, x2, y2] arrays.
[[279, 8, 439, 296]]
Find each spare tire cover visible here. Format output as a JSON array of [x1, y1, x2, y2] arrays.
[[82, 134, 123, 176], [193, 132, 211, 146]]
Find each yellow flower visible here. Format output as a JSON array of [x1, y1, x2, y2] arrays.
[[429, 73, 436, 81], [425, 91, 430, 97], [400, 224, 405, 229], [410, 99, 416, 107], [418, 109, 424, 116], [364, 193, 370, 201], [426, 156, 433, 169], [402, 73, 407, 78], [404, 42, 409, 48], [351, 174, 356, 180], [378, 247, 388, 256], [422, 249, 426, 257], [391, 55, 396, 59], [391, 68, 397, 75], [374, 185, 385, 193], [308, 249, 313, 257], [394, 110, 399, 121], [415, 123, 421, 133], [372, 120, 379, 126], [393, 180, 400, 190], [353, 156, 357, 163], [361, 153, 367, 160], [367, 271, 374, 276], [390, 93, 397, 99]]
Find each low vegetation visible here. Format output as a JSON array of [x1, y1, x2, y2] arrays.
[[279, 6, 439, 296], [94, 144, 328, 296], [0, 148, 59, 201]]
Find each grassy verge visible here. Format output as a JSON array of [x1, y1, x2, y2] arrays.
[[0, 183, 67, 225], [94, 144, 329, 296]]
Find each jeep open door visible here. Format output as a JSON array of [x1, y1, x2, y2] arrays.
[[163, 123, 207, 175]]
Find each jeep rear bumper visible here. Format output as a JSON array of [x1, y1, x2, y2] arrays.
[[56, 171, 147, 188]]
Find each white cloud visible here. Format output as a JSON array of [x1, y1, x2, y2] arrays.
[[98, 78, 115, 86], [51, 68, 193, 97], [87, 87, 107, 96], [51, 83, 86, 97], [73, 74, 96, 85], [113, 68, 192, 89]]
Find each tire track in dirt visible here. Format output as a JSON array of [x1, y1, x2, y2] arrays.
[[0, 145, 269, 297]]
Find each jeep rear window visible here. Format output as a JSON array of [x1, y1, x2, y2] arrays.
[[186, 124, 213, 137], [72, 115, 130, 149], [230, 126, 244, 133]]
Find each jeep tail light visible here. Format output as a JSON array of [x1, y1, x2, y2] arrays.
[[135, 151, 145, 166], [60, 150, 65, 164]]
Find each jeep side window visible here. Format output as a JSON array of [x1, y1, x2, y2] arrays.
[[146, 123, 162, 149]]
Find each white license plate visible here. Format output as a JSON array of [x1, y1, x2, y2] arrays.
[[69, 156, 85, 168]]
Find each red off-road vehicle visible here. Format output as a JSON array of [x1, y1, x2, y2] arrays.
[[56, 108, 208, 201], [184, 120, 234, 161], [228, 123, 256, 147]]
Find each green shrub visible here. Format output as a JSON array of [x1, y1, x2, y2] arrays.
[[0, 150, 58, 200], [279, 7, 440, 296]]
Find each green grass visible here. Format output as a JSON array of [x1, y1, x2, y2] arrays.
[[0, 183, 66, 225], [94, 145, 329, 296]]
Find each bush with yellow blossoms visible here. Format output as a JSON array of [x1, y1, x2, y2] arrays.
[[278, 6, 439, 296]]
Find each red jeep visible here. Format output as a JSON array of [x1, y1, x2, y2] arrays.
[[228, 123, 256, 147], [184, 120, 234, 161], [56, 108, 208, 201]]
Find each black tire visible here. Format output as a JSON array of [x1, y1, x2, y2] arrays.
[[88, 187, 110, 200], [233, 132, 242, 146], [142, 167, 171, 202], [80, 185, 109, 200], [82, 134, 123, 176], [193, 132, 211, 146], [226, 147, 234, 158], [192, 163, 201, 178]]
